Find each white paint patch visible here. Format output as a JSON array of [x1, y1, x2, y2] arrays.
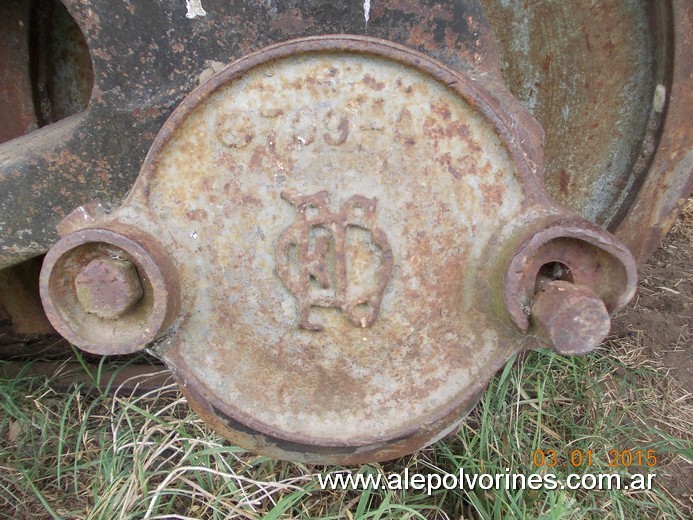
[[186, 0, 206, 19], [561, 104, 570, 119], [653, 83, 666, 113], [363, 0, 371, 25]]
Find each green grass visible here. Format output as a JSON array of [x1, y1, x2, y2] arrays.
[[1, 338, 690, 519]]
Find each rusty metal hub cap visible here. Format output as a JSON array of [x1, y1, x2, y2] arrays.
[[40, 37, 637, 463]]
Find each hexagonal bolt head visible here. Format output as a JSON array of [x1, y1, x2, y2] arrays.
[[74, 257, 144, 320], [530, 281, 611, 355]]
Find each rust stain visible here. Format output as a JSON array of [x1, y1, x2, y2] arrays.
[[558, 168, 570, 194], [440, 152, 463, 180], [582, 26, 593, 52], [39, 227, 179, 356], [386, 0, 454, 21], [481, 182, 505, 206], [362, 73, 386, 90], [185, 209, 208, 221], [542, 53, 553, 71]]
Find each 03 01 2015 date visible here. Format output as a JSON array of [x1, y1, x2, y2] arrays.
[[532, 449, 658, 468]]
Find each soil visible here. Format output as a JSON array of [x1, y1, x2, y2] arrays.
[[610, 211, 692, 392], [609, 203, 692, 512]]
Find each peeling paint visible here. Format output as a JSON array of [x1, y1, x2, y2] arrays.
[[198, 60, 226, 85]]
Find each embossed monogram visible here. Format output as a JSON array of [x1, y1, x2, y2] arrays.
[[276, 191, 393, 331]]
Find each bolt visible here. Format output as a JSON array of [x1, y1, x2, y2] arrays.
[[530, 280, 610, 355], [74, 257, 144, 320]]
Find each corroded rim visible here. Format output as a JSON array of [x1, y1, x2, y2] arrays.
[[168, 352, 501, 464], [39, 228, 179, 355]]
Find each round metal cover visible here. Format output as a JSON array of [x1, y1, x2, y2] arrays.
[[123, 37, 546, 462]]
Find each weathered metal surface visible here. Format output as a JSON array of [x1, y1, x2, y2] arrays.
[[0, 257, 55, 336], [1, 0, 687, 277], [481, 0, 657, 227], [2, 0, 688, 463], [0, 256, 69, 358], [30, 0, 94, 126], [0, 0, 36, 143], [40, 227, 179, 355], [55, 201, 108, 237], [0, 0, 687, 287], [39, 37, 637, 463], [531, 281, 611, 356], [481, 0, 692, 260], [613, 0, 693, 264], [0, 0, 500, 270]]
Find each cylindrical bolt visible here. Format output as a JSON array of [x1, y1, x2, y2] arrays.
[[530, 280, 611, 355], [74, 257, 144, 320]]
